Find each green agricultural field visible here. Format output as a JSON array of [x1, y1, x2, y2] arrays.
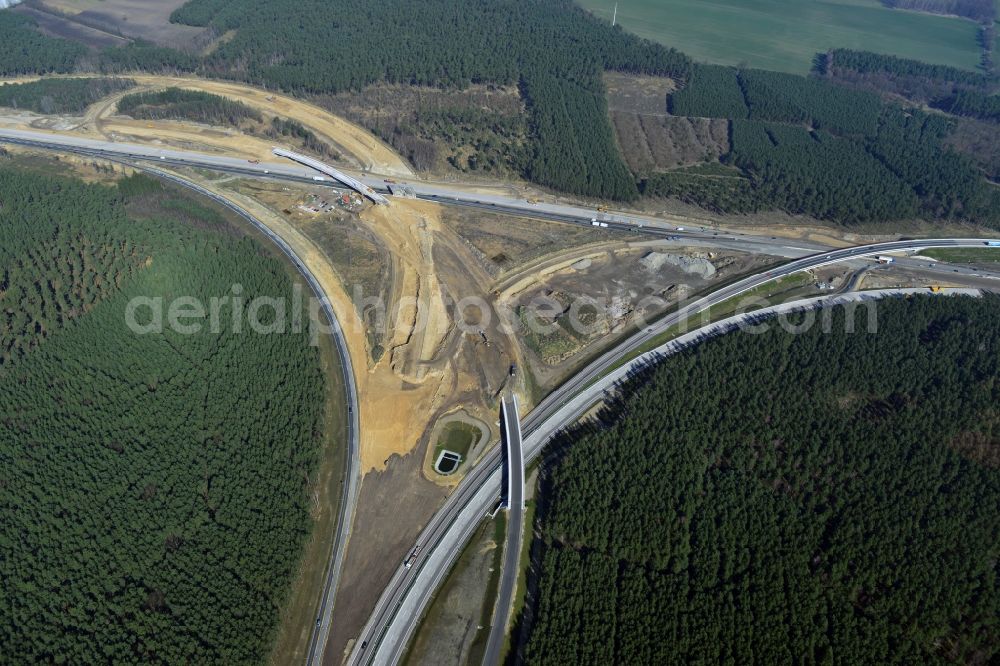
[[577, 0, 982, 74]]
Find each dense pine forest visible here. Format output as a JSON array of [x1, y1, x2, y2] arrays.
[[0, 78, 134, 114], [931, 89, 1000, 123], [0, 12, 86, 77], [519, 295, 1000, 664], [0, 166, 328, 662], [661, 60, 1000, 226], [117, 87, 262, 125]]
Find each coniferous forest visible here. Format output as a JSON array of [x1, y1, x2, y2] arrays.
[[0, 166, 328, 662], [117, 87, 262, 125], [521, 296, 1000, 665], [0, 78, 135, 115], [662, 63, 1000, 226]]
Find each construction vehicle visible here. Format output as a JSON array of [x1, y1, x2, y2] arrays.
[[404, 545, 422, 569], [526, 198, 538, 204], [929, 285, 942, 293], [597, 206, 608, 212], [248, 159, 260, 164]]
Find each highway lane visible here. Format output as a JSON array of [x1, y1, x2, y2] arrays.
[[350, 238, 999, 666], [7, 129, 998, 290], [6, 129, 1000, 281], [0, 128, 834, 259], [132, 166, 361, 666], [0, 127, 805, 249], [482, 397, 525, 666]]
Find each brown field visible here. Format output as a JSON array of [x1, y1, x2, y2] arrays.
[[225, 179, 394, 359], [604, 71, 676, 116], [946, 116, 1000, 182], [13, 4, 128, 49], [604, 72, 727, 175], [612, 113, 730, 174], [318, 83, 527, 179], [30, 0, 209, 50]]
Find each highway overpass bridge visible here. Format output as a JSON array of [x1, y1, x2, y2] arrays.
[[272, 147, 390, 205], [501, 395, 524, 512], [483, 396, 525, 666]]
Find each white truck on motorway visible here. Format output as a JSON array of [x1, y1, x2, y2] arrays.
[[312, 176, 326, 182], [875, 255, 895, 264]]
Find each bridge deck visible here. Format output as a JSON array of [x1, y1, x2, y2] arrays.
[[272, 147, 389, 204]]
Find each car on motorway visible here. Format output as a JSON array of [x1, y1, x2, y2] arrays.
[[404, 545, 421, 569]]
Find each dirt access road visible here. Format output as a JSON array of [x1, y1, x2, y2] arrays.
[[0, 74, 414, 177], [122, 76, 414, 177]]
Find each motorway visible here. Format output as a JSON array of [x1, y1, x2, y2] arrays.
[[349, 238, 998, 666], [3, 127, 1000, 665], [4, 128, 998, 290], [482, 396, 525, 666], [0, 126, 811, 250], [129, 165, 361, 666]]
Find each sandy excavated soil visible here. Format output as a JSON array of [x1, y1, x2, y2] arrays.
[[0, 74, 413, 176], [354, 201, 455, 470], [124, 76, 415, 176]]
